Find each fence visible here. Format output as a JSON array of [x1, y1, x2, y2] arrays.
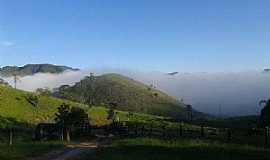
[[0, 121, 269, 148], [109, 121, 270, 147], [0, 128, 33, 145]]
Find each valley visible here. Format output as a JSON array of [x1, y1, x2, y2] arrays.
[[0, 65, 270, 160]]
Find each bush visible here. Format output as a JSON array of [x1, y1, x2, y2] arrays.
[[55, 103, 89, 127], [25, 94, 39, 107]]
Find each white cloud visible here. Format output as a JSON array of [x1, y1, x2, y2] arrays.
[[0, 40, 16, 47]]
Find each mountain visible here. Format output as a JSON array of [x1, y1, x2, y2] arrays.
[[167, 72, 179, 76], [263, 69, 270, 73], [0, 64, 79, 77], [54, 73, 208, 119]]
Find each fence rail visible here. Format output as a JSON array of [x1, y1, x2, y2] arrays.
[[0, 121, 269, 147], [109, 121, 270, 147]]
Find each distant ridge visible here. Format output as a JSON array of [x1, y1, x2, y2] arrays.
[[0, 64, 79, 77]]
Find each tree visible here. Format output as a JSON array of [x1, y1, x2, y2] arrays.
[[12, 73, 20, 89], [107, 102, 117, 121], [84, 73, 96, 106], [260, 99, 270, 126], [186, 104, 193, 121], [55, 103, 89, 127], [69, 107, 89, 125], [55, 103, 89, 142], [26, 94, 39, 107], [36, 88, 51, 96], [127, 112, 134, 121], [55, 103, 71, 126]]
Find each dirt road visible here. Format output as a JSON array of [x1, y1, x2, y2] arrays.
[[29, 142, 98, 160]]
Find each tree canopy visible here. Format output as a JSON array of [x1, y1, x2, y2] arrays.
[[55, 103, 89, 127], [260, 99, 270, 126]]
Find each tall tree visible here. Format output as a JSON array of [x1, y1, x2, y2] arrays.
[[55, 103, 89, 127], [13, 73, 20, 89], [107, 102, 117, 121], [260, 99, 270, 126], [186, 104, 193, 121], [84, 73, 96, 106]]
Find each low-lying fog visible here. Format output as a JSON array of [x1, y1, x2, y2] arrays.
[[2, 69, 270, 117]]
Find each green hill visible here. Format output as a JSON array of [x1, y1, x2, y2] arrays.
[[0, 85, 164, 128], [55, 73, 206, 119], [0, 85, 85, 128], [0, 64, 79, 77]]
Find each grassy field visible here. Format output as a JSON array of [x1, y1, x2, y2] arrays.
[[1, 85, 268, 160], [0, 141, 64, 160], [77, 138, 270, 160], [0, 85, 165, 128]]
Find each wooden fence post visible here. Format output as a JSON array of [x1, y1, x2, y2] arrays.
[[60, 127, 64, 141], [179, 122, 183, 137], [149, 123, 153, 137], [66, 127, 70, 142], [9, 128, 13, 146], [162, 125, 166, 138], [141, 125, 145, 136], [135, 124, 138, 136], [126, 123, 130, 136], [40, 126, 43, 140], [226, 128, 231, 142], [201, 125, 205, 138], [265, 127, 268, 146]]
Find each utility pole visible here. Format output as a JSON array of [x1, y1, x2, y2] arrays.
[[13, 74, 19, 89]]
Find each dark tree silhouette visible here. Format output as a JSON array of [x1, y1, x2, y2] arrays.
[[55, 103, 89, 127], [107, 102, 117, 121], [186, 104, 193, 121], [26, 94, 39, 107], [84, 73, 97, 106], [260, 99, 270, 126]]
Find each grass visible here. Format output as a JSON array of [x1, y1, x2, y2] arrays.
[[0, 85, 87, 128], [0, 141, 64, 160], [78, 138, 270, 160], [2, 85, 268, 160], [0, 85, 166, 128]]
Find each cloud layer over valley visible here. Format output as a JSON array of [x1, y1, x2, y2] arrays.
[[2, 69, 270, 116]]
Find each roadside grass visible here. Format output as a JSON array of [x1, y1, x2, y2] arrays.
[[78, 138, 270, 160], [0, 141, 65, 160]]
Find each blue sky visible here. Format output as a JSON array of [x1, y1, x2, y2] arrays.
[[0, 0, 270, 72]]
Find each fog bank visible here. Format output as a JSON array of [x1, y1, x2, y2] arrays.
[[2, 69, 270, 116]]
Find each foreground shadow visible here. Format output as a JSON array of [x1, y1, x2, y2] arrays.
[[93, 141, 270, 160]]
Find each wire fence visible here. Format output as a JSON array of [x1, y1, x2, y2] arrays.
[[0, 121, 269, 148]]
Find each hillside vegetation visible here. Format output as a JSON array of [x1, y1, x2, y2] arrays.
[[55, 73, 204, 119], [0, 85, 85, 128], [0, 85, 163, 128], [0, 64, 79, 77]]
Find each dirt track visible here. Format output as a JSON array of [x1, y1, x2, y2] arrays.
[[29, 142, 98, 160]]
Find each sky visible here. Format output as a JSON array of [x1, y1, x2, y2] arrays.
[[1, 0, 270, 72]]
